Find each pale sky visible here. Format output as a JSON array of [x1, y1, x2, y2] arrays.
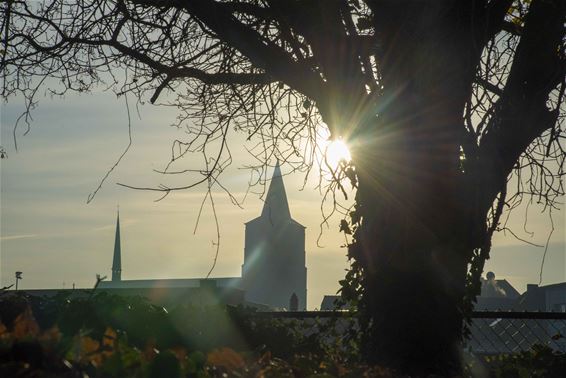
[[1, 90, 564, 309]]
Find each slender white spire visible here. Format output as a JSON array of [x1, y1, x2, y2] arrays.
[[111, 206, 122, 281]]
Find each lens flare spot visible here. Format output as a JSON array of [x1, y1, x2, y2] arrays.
[[324, 139, 351, 169]]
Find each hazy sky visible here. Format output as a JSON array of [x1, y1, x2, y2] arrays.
[[1, 90, 564, 309]]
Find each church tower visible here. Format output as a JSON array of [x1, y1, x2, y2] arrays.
[[111, 209, 122, 281], [242, 163, 307, 309]]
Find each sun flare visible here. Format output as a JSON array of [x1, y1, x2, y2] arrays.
[[324, 139, 352, 169]]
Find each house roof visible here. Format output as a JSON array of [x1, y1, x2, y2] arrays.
[[480, 273, 520, 299], [320, 295, 351, 311], [98, 277, 242, 289]]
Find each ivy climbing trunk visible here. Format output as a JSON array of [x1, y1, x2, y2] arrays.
[[340, 1, 565, 372], [351, 153, 476, 373], [345, 7, 483, 369], [349, 108, 486, 373]]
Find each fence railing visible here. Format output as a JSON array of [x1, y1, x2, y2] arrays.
[[250, 311, 566, 355], [466, 311, 566, 354]]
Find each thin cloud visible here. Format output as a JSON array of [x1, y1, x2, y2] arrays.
[[91, 224, 116, 232], [0, 234, 38, 241], [91, 219, 137, 232]]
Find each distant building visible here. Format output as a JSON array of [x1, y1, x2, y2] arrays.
[[468, 276, 566, 354], [318, 272, 522, 311], [21, 279, 246, 308], [474, 271, 521, 311], [320, 295, 349, 311], [242, 163, 307, 310], [111, 210, 122, 282], [516, 282, 566, 312], [98, 162, 307, 310], [99, 208, 244, 303], [319, 271, 564, 313], [473, 271, 566, 312]]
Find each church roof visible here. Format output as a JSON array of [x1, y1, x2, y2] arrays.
[[261, 162, 290, 221], [247, 162, 304, 227], [98, 277, 242, 289]]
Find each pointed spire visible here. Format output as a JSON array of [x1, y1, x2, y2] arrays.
[[261, 161, 291, 224], [111, 207, 122, 281]]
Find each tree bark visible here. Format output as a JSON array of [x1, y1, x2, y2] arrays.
[[345, 0, 564, 372], [350, 129, 477, 373], [347, 4, 481, 370]]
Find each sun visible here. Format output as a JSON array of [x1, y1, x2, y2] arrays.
[[324, 139, 352, 169]]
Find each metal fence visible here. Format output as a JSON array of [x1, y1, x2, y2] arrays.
[[466, 311, 566, 354], [252, 311, 566, 355]]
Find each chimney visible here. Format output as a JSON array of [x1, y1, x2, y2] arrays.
[[289, 293, 299, 311]]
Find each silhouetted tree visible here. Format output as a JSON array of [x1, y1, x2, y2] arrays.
[[1, 0, 564, 374]]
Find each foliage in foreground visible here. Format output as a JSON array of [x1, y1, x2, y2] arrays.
[[2, 0, 565, 372], [0, 291, 367, 377], [1, 291, 566, 377], [480, 345, 566, 378]]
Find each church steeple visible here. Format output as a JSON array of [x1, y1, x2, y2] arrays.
[[111, 208, 122, 281], [261, 161, 291, 224], [242, 161, 307, 309]]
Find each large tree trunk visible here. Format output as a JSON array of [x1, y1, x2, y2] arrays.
[[352, 164, 474, 374], [347, 8, 479, 371], [349, 111, 487, 373], [343, 0, 564, 373], [342, 3, 489, 373], [350, 137, 478, 374]]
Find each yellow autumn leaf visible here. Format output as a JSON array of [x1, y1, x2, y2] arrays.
[[101, 327, 116, 357], [0, 322, 10, 342], [80, 336, 100, 356], [206, 347, 245, 371], [39, 325, 62, 345], [12, 306, 40, 339], [102, 327, 116, 345], [79, 335, 104, 366], [170, 346, 187, 361]]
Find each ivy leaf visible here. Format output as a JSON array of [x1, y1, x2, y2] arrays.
[[345, 167, 357, 188], [349, 210, 360, 225], [339, 219, 352, 235], [356, 17, 373, 31]]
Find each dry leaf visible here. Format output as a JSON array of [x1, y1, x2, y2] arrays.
[[13, 306, 40, 339], [170, 346, 187, 361], [207, 347, 245, 371], [39, 326, 62, 345], [101, 327, 116, 357], [143, 338, 158, 361], [80, 336, 103, 365]]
